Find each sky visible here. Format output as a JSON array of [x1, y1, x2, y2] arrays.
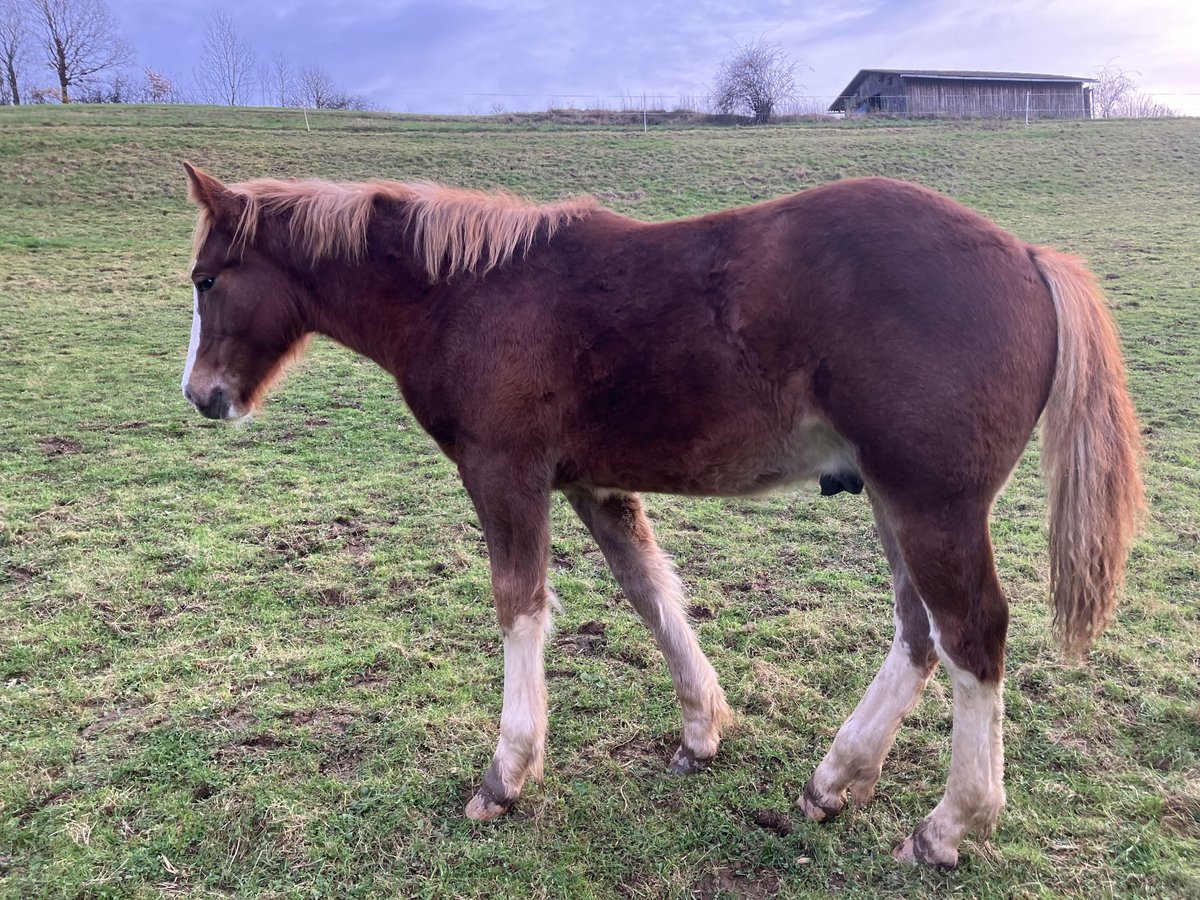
[[107, 0, 1200, 114]]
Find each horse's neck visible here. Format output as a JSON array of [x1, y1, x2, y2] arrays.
[[305, 253, 427, 376]]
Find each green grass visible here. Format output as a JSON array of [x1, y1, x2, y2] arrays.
[[1, 105, 1198, 898]]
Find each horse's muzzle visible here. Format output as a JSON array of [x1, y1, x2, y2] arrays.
[[185, 384, 233, 420]]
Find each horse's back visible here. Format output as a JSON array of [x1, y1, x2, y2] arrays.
[[412, 179, 1059, 500]]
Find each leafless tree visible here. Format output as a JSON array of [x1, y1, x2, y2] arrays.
[[1112, 91, 1178, 118], [31, 0, 132, 103], [1, 0, 31, 104], [296, 64, 335, 108], [1090, 62, 1138, 118], [267, 51, 295, 107], [296, 63, 370, 110], [710, 37, 800, 124], [1090, 62, 1178, 118], [73, 67, 132, 102], [194, 10, 256, 105]]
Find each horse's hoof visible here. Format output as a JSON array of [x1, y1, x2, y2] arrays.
[[797, 776, 844, 823], [667, 745, 713, 775], [465, 791, 513, 821], [893, 830, 959, 869]]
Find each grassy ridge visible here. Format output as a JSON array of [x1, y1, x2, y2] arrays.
[[1, 106, 1198, 898]]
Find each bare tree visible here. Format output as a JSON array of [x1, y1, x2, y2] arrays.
[[268, 51, 295, 107], [295, 63, 370, 110], [1090, 62, 1178, 118], [1, 0, 30, 104], [32, 0, 132, 103], [711, 38, 799, 124], [1090, 62, 1138, 118], [194, 10, 256, 105], [296, 64, 336, 108], [1113, 91, 1178, 118]]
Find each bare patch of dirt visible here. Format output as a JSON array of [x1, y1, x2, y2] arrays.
[[688, 604, 715, 620], [319, 747, 364, 780], [349, 655, 390, 687], [4, 565, 37, 590], [285, 709, 355, 734], [13, 786, 74, 824], [208, 706, 256, 732], [747, 808, 794, 836], [558, 620, 607, 655], [693, 866, 781, 900], [330, 516, 366, 538], [1161, 792, 1200, 838], [38, 436, 83, 455], [609, 646, 651, 670], [316, 588, 353, 607], [217, 732, 284, 761], [80, 706, 146, 740], [608, 732, 672, 765]]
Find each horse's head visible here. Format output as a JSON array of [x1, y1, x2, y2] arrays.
[[182, 162, 310, 420]]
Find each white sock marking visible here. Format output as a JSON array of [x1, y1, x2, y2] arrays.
[[639, 550, 728, 756], [493, 609, 551, 792], [809, 611, 933, 803], [922, 606, 1006, 846]]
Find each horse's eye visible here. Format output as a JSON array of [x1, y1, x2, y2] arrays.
[[196, 276, 216, 293]]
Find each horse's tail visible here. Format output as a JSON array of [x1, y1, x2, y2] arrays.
[[1031, 247, 1145, 658]]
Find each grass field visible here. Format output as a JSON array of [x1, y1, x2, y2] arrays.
[[1, 105, 1198, 898]]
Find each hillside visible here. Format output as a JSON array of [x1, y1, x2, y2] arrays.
[[1, 105, 1198, 898]]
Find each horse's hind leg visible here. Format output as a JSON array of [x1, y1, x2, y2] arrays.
[[566, 487, 731, 772], [888, 500, 1009, 868], [800, 495, 939, 822]]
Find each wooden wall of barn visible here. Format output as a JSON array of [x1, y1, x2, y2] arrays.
[[903, 78, 1089, 118]]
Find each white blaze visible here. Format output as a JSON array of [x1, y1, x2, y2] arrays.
[[182, 285, 201, 396]]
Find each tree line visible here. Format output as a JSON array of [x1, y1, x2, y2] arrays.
[[0, 1, 371, 109]]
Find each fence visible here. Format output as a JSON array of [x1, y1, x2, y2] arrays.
[[378, 89, 1200, 120]]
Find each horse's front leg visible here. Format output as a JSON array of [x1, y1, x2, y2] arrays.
[[459, 460, 554, 821]]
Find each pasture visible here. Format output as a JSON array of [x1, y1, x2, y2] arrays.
[[1, 105, 1198, 898]]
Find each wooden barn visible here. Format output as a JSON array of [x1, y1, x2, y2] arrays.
[[830, 69, 1095, 119]]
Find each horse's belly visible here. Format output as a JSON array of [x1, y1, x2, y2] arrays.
[[735, 417, 860, 496], [570, 415, 860, 499]]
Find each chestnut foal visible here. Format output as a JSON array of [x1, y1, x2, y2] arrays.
[[181, 164, 1142, 867]]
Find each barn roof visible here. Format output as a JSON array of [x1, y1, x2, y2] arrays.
[[830, 69, 1097, 111]]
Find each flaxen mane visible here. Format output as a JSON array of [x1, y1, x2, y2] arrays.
[[193, 178, 597, 282]]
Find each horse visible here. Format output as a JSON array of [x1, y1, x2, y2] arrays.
[[180, 162, 1143, 868]]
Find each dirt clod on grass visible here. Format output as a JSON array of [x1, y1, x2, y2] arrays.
[[693, 866, 781, 900], [747, 807, 794, 836], [37, 436, 83, 455]]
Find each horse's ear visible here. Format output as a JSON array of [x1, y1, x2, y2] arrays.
[[183, 162, 241, 223]]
